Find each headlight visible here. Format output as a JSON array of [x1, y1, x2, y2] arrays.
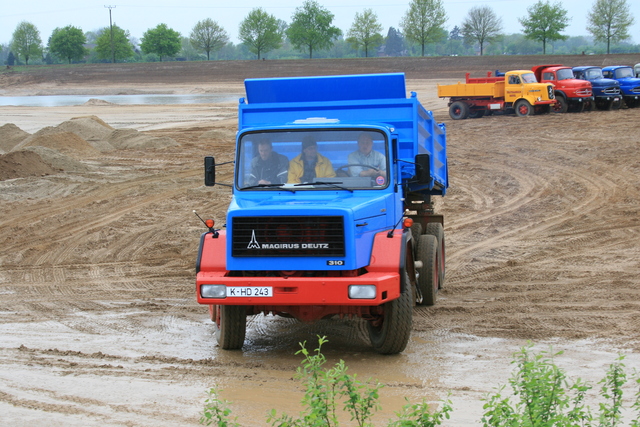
[[200, 284, 227, 299], [348, 285, 376, 299]]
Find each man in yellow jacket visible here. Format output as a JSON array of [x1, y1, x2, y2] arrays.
[[288, 135, 336, 184]]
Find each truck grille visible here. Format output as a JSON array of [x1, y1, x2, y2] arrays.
[[603, 87, 620, 95], [232, 216, 345, 257], [630, 86, 640, 94], [576, 88, 592, 96]]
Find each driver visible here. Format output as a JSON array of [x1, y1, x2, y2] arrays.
[[288, 135, 336, 183], [348, 132, 386, 177]]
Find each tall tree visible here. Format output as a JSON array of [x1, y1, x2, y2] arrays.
[[141, 23, 181, 61], [587, 0, 635, 54], [190, 18, 229, 60], [400, 0, 447, 56], [239, 8, 283, 60], [461, 6, 503, 56], [385, 27, 405, 56], [519, 0, 570, 54], [48, 25, 87, 64], [95, 25, 134, 62], [286, 0, 342, 59], [346, 9, 384, 57], [11, 21, 42, 65]]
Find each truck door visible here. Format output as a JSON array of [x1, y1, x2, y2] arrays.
[[504, 74, 523, 103]]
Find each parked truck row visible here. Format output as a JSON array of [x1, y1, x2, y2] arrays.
[[439, 63, 640, 120]]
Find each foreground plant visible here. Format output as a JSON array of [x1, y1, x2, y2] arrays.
[[481, 343, 640, 427]]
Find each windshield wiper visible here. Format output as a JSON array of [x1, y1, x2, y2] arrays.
[[241, 183, 296, 193], [296, 181, 353, 193]]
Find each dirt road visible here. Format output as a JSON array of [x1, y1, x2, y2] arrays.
[[1, 60, 640, 425]]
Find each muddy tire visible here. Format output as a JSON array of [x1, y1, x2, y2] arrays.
[[415, 234, 438, 306], [410, 223, 422, 257], [583, 98, 596, 111], [368, 269, 413, 354], [611, 98, 622, 110], [468, 109, 485, 118], [449, 101, 469, 120], [514, 99, 533, 117], [425, 223, 445, 289], [216, 305, 246, 350], [552, 95, 568, 113]]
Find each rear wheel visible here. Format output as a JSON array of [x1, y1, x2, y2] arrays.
[[449, 101, 469, 120], [514, 99, 533, 117], [216, 305, 247, 350], [368, 268, 413, 354], [468, 109, 485, 118], [415, 234, 438, 306], [425, 223, 445, 289], [552, 95, 568, 113]]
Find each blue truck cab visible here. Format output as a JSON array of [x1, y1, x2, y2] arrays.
[[602, 65, 640, 108], [572, 66, 622, 110], [196, 73, 448, 354]]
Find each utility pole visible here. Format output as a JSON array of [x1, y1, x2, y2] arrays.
[[105, 5, 116, 63]]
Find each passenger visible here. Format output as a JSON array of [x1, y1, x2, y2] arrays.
[[287, 135, 336, 183], [348, 132, 387, 178], [247, 138, 289, 186]]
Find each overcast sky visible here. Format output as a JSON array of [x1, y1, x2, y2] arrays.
[[1, 0, 639, 49]]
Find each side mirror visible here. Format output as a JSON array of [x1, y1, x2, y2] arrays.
[[204, 156, 216, 186], [415, 154, 431, 184]]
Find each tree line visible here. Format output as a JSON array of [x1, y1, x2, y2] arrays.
[[3, 0, 637, 66]]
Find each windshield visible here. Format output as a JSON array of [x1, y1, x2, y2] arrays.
[[585, 68, 604, 79], [615, 67, 634, 78], [237, 129, 389, 191], [556, 68, 574, 80], [521, 73, 537, 83]]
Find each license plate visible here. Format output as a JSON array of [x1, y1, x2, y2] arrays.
[[227, 287, 273, 297]]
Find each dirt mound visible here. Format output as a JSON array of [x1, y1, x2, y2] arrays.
[[108, 128, 178, 149], [84, 98, 115, 106], [0, 150, 60, 180], [23, 146, 91, 173], [15, 127, 101, 158], [0, 123, 30, 153], [57, 116, 115, 152]]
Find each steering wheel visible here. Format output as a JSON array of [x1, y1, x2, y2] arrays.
[[336, 164, 379, 176]]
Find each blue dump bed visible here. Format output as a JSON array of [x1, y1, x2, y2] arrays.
[[239, 73, 448, 195]]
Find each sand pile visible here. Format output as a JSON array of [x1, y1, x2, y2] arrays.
[[15, 127, 102, 158], [0, 150, 60, 180], [0, 123, 30, 153], [57, 116, 116, 152], [108, 128, 178, 149], [0, 116, 179, 180]]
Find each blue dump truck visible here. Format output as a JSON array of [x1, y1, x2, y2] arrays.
[[602, 65, 640, 108], [572, 66, 622, 110], [195, 73, 448, 354]]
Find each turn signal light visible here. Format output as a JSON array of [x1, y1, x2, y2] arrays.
[[205, 219, 215, 228], [403, 218, 414, 228]]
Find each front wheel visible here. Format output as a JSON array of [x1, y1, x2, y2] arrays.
[[583, 98, 596, 112], [552, 95, 568, 113], [216, 305, 247, 350], [368, 269, 413, 354], [611, 98, 622, 110], [514, 99, 533, 117]]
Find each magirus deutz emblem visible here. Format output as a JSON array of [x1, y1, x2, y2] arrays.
[[247, 230, 329, 250]]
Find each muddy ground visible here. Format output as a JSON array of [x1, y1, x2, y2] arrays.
[[1, 58, 640, 425]]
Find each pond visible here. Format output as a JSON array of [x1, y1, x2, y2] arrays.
[[0, 93, 239, 107]]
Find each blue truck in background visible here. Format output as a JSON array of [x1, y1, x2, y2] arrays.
[[195, 73, 448, 354], [572, 66, 622, 110], [602, 65, 640, 108]]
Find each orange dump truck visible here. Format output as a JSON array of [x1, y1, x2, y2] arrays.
[[438, 70, 556, 119]]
